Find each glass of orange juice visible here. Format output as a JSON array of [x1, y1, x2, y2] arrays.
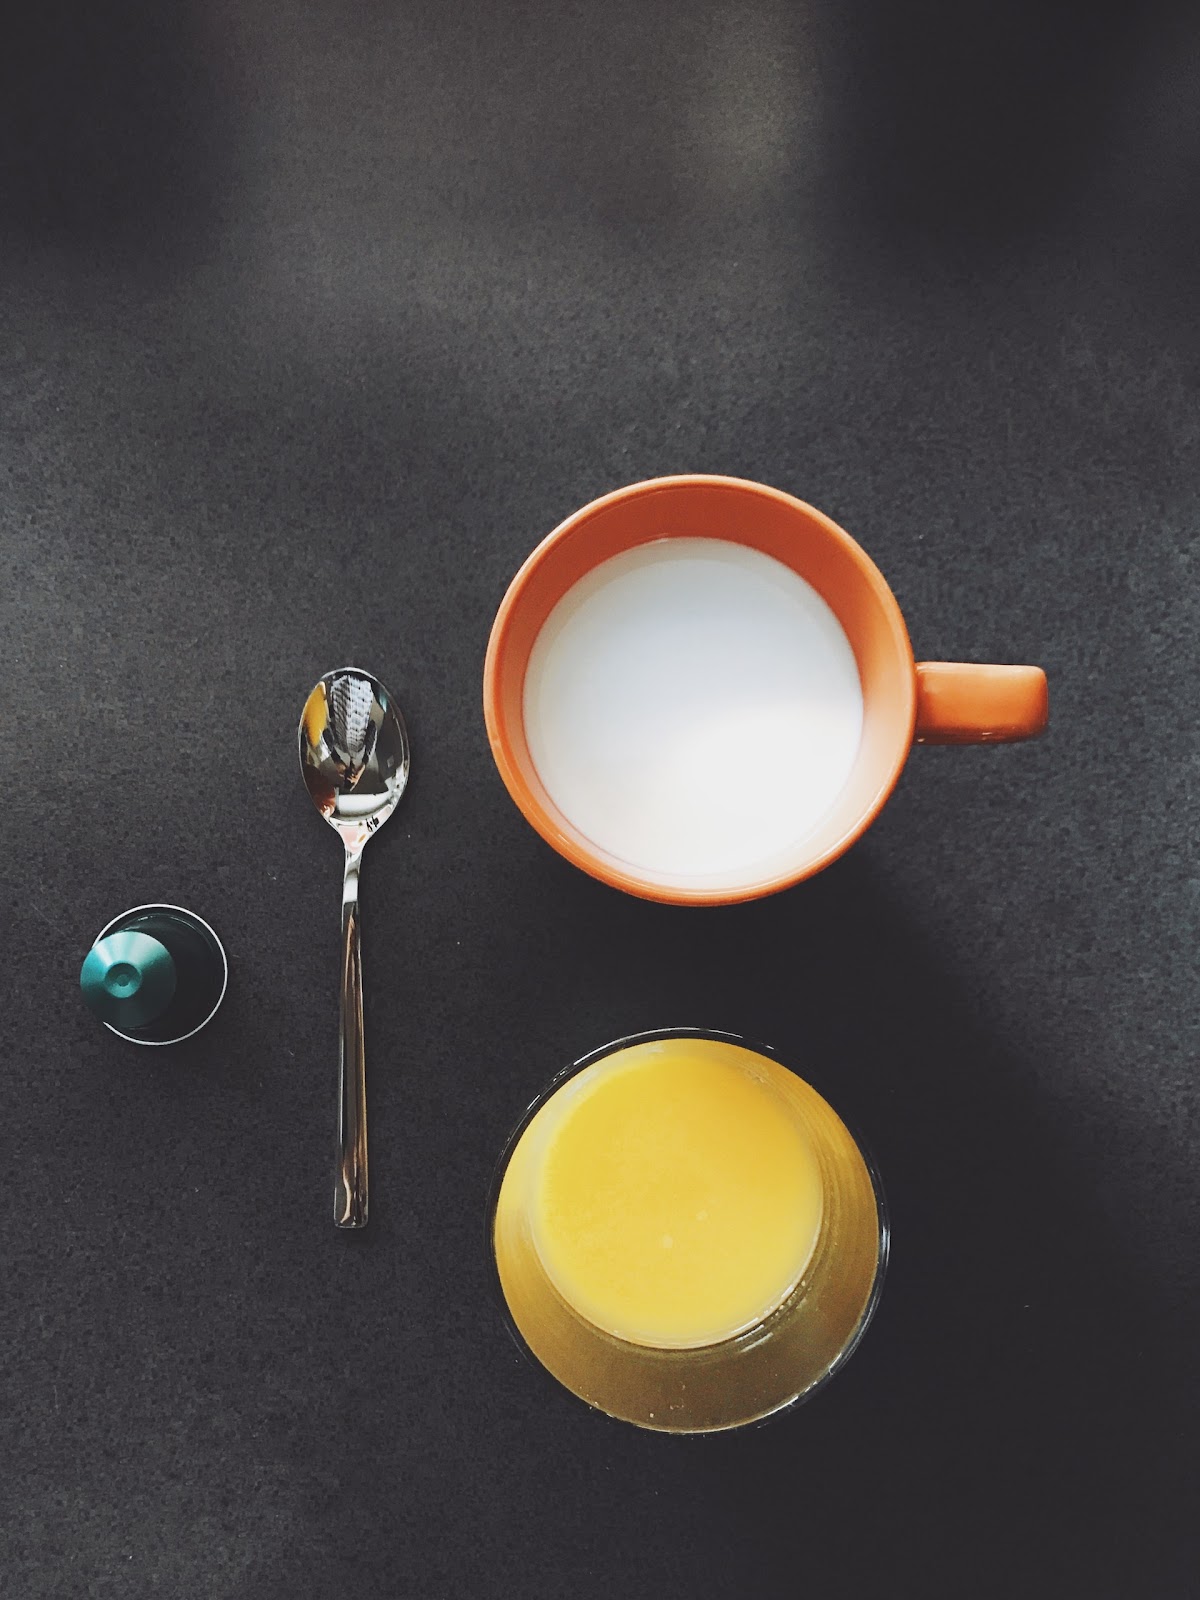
[[489, 1029, 888, 1433]]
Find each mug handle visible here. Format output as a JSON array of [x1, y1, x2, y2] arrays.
[[914, 662, 1048, 745]]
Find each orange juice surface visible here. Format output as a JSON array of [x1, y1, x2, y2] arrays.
[[523, 1039, 824, 1348]]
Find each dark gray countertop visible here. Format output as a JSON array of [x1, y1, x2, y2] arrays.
[[2, 2, 1197, 1594]]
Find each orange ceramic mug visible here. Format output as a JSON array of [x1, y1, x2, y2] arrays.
[[484, 475, 1047, 905]]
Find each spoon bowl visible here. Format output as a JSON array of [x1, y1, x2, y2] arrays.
[[300, 668, 410, 842], [299, 668, 410, 1227]]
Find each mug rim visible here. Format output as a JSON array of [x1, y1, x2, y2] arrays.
[[483, 474, 917, 905], [484, 1026, 891, 1434]]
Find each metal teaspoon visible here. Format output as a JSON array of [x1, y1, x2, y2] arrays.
[[299, 668, 410, 1228]]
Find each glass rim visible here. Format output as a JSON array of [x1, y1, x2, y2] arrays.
[[484, 1025, 891, 1434]]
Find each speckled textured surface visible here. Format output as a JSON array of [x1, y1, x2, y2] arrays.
[[1, 1, 1197, 1594]]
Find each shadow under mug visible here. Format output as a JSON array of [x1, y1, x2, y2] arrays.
[[488, 1030, 888, 1434], [484, 475, 1048, 905]]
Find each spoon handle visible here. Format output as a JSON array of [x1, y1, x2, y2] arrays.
[[335, 848, 368, 1228]]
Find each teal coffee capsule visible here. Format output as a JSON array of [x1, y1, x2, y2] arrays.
[[80, 904, 228, 1045]]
